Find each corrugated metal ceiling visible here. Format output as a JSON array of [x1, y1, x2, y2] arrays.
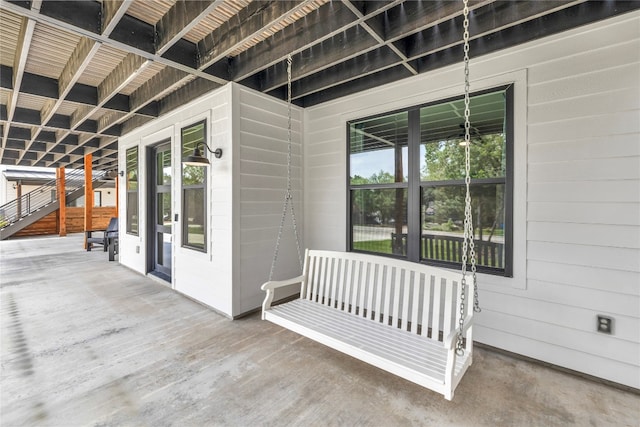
[[24, 22, 80, 79], [0, 9, 21, 67], [126, 0, 176, 25], [120, 62, 167, 96], [78, 44, 129, 87], [184, 0, 251, 43]]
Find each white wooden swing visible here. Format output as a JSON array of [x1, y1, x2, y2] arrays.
[[261, 0, 480, 401]]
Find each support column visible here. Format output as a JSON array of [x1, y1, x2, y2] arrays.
[[57, 167, 67, 236], [16, 180, 22, 218], [84, 154, 93, 249]]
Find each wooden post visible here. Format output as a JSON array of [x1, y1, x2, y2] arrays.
[[57, 167, 67, 236], [16, 180, 22, 218], [84, 154, 93, 249]]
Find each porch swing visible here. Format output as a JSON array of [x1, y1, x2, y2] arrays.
[[261, 0, 480, 400]]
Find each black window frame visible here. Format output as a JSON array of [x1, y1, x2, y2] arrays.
[[125, 145, 139, 236], [181, 119, 208, 253], [347, 85, 514, 277]]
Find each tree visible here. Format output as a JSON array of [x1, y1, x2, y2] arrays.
[[422, 133, 505, 241], [422, 133, 505, 181]]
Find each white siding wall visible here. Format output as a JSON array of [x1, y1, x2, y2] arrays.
[[303, 12, 640, 388], [233, 85, 303, 316], [118, 84, 234, 316], [117, 82, 301, 318], [173, 87, 234, 315]]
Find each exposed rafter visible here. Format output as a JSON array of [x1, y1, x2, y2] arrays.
[[1, 3, 37, 163], [156, 0, 226, 55], [0, 0, 637, 170]]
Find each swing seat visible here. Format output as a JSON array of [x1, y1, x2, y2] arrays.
[[262, 249, 475, 400]]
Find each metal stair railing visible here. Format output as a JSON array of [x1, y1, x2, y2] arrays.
[[0, 169, 104, 230]]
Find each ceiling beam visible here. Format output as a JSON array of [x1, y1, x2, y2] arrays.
[[283, 0, 586, 101], [156, 0, 225, 55], [3, 105, 118, 138], [158, 77, 221, 117], [1, 11, 36, 163], [258, 23, 379, 93], [405, 0, 586, 59], [287, 46, 400, 100], [35, 0, 131, 131], [299, 0, 638, 107], [342, 0, 417, 76], [98, 67, 201, 134], [24, 37, 102, 162], [0, 0, 228, 86], [0, 66, 157, 118], [102, 0, 131, 36], [197, 0, 320, 69], [258, 0, 490, 93], [18, 0, 132, 166], [34, 53, 149, 164], [229, 1, 364, 81]]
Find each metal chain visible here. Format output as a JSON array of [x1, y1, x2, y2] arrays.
[[269, 55, 303, 281], [456, 0, 480, 357]]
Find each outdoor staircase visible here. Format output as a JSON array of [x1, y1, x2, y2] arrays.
[[0, 169, 106, 240]]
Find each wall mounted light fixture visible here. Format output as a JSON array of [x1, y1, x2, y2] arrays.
[[183, 142, 222, 166]]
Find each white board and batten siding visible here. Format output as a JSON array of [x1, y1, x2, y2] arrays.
[[303, 12, 640, 388], [233, 85, 303, 316]]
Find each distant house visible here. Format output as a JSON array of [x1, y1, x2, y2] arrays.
[[0, 166, 116, 207]]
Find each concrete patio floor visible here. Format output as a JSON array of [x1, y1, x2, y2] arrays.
[[1, 234, 638, 426]]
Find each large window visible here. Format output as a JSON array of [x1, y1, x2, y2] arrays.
[[348, 86, 513, 276], [181, 120, 207, 252], [126, 146, 139, 235]]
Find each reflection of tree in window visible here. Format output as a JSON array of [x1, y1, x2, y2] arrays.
[[181, 121, 207, 251], [349, 111, 408, 256], [126, 146, 139, 235], [348, 87, 512, 275]]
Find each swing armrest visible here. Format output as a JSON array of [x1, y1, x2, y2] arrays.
[[261, 275, 306, 291], [261, 275, 306, 315], [444, 315, 474, 350]]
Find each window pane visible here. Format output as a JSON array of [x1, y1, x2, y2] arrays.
[[420, 90, 506, 181], [351, 188, 407, 257], [158, 193, 171, 226], [126, 146, 138, 191], [181, 120, 207, 252], [350, 111, 408, 184], [184, 188, 205, 250], [421, 184, 505, 269], [127, 192, 138, 235], [157, 232, 171, 269], [157, 149, 171, 185], [182, 121, 206, 185], [126, 146, 139, 235]]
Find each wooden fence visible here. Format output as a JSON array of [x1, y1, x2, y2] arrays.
[[13, 207, 117, 238], [391, 233, 504, 268]]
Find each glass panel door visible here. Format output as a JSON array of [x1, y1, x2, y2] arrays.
[[152, 142, 172, 280]]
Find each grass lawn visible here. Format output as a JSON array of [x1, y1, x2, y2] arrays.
[[353, 240, 393, 254]]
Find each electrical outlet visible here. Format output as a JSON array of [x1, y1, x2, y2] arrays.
[[597, 315, 613, 334], [136, 245, 140, 254]]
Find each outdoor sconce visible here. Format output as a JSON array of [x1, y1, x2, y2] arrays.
[[119, 171, 125, 177], [182, 142, 223, 166]]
